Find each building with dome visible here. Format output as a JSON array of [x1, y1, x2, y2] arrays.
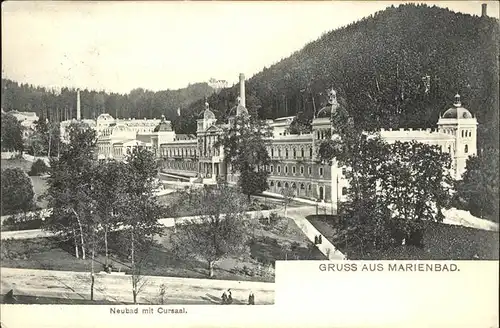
[[89, 73, 478, 210]]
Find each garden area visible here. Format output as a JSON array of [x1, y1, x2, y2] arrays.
[[307, 215, 499, 260], [1, 215, 325, 283]]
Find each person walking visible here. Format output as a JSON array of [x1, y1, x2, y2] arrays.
[[227, 289, 233, 304], [248, 291, 255, 305]]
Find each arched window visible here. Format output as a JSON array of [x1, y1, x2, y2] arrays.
[[300, 183, 305, 190], [308, 184, 312, 190], [292, 166, 296, 174], [308, 166, 312, 175], [309, 147, 313, 158], [319, 167, 324, 176], [277, 166, 281, 173], [293, 148, 296, 158], [285, 149, 289, 158], [270, 165, 274, 173], [284, 166, 289, 174], [277, 182, 282, 188], [270, 181, 274, 187], [300, 166, 304, 175], [285, 182, 289, 188], [292, 183, 296, 189], [464, 145, 468, 153], [301, 148, 304, 158], [461, 130, 464, 138], [271, 148, 274, 157]]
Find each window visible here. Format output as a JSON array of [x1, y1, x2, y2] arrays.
[[285, 166, 289, 174], [292, 166, 296, 174], [342, 187, 347, 195], [277, 182, 282, 188], [301, 148, 304, 158], [270, 181, 274, 187], [465, 145, 468, 153], [271, 148, 274, 157], [300, 166, 304, 175], [461, 130, 464, 138], [292, 183, 296, 189], [278, 149, 281, 157], [293, 148, 296, 158], [270, 165, 274, 173], [309, 147, 313, 158], [285, 149, 289, 158], [285, 182, 289, 188], [277, 166, 281, 173], [319, 167, 324, 176], [308, 184, 312, 190], [308, 167, 312, 175], [300, 183, 305, 190]]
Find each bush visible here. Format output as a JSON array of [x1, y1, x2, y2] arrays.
[[1, 212, 44, 231], [1, 168, 35, 215], [28, 159, 48, 176]]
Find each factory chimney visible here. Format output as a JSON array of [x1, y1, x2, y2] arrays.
[[239, 73, 246, 108], [76, 89, 81, 120], [481, 3, 487, 17]]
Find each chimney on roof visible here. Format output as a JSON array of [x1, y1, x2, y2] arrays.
[[481, 3, 487, 17], [76, 89, 81, 120], [239, 73, 246, 108]]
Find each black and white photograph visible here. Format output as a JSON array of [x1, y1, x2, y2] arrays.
[[1, 0, 498, 315]]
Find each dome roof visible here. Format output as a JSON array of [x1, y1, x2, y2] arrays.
[[442, 107, 473, 119], [228, 97, 248, 117], [316, 105, 336, 118], [442, 94, 473, 119], [198, 102, 216, 120], [154, 115, 171, 132]]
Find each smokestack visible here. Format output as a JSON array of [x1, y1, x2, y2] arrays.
[[481, 3, 487, 17], [76, 89, 81, 120], [239, 73, 246, 108]]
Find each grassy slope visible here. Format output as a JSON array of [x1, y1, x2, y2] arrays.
[[308, 215, 499, 260]]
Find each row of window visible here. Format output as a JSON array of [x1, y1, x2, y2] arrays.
[[268, 180, 347, 195], [461, 130, 473, 138], [269, 146, 314, 159], [269, 164, 324, 177], [160, 147, 197, 157]]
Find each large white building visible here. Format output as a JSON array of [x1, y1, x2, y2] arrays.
[[63, 74, 478, 209]]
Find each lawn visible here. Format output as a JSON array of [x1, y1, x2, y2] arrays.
[[308, 215, 499, 260], [1, 217, 325, 282]]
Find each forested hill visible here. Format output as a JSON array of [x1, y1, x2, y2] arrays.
[[186, 3, 499, 151], [0, 79, 214, 123]]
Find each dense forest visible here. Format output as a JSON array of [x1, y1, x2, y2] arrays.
[[1, 4, 498, 150], [1, 79, 214, 124], [186, 4, 499, 151]]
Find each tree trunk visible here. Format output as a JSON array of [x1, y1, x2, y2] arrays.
[[73, 229, 79, 259], [104, 226, 109, 266], [71, 208, 86, 259], [90, 247, 95, 301], [48, 130, 52, 158], [133, 289, 137, 305], [208, 261, 215, 277]]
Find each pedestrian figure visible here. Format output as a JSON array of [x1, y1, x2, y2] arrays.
[[314, 235, 318, 245], [221, 291, 228, 305], [318, 235, 323, 244], [227, 289, 233, 304], [248, 291, 255, 305]]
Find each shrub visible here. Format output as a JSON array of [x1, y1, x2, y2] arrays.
[[29, 159, 48, 176], [1, 168, 35, 215]]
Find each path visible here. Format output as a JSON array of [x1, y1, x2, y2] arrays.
[[285, 206, 346, 260], [0, 267, 274, 305]]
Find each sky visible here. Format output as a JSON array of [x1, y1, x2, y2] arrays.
[[2, 1, 499, 94]]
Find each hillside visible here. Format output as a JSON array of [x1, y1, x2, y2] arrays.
[[186, 3, 499, 151], [0, 79, 214, 129]]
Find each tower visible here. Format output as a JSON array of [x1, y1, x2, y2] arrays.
[[437, 94, 478, 179], [481, 3, 487, 17], [239, 73, 246, 108]]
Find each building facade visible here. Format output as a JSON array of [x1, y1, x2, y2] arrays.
[[64, 74, 477, 208]]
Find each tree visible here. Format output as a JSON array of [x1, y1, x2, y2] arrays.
[[120, 147, 164, 304], [1, 168, 35, 215], [454, 148, 499, 222], [171, 183, 251, 277], [318, 97, 452, 251], [93, 160, 128, 268], [217, 115, 273, 200], [28, 159, 48, 176], [44, 122, 97, 259], [1, 113, 24, 152], [281, 187, 295, 219]]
